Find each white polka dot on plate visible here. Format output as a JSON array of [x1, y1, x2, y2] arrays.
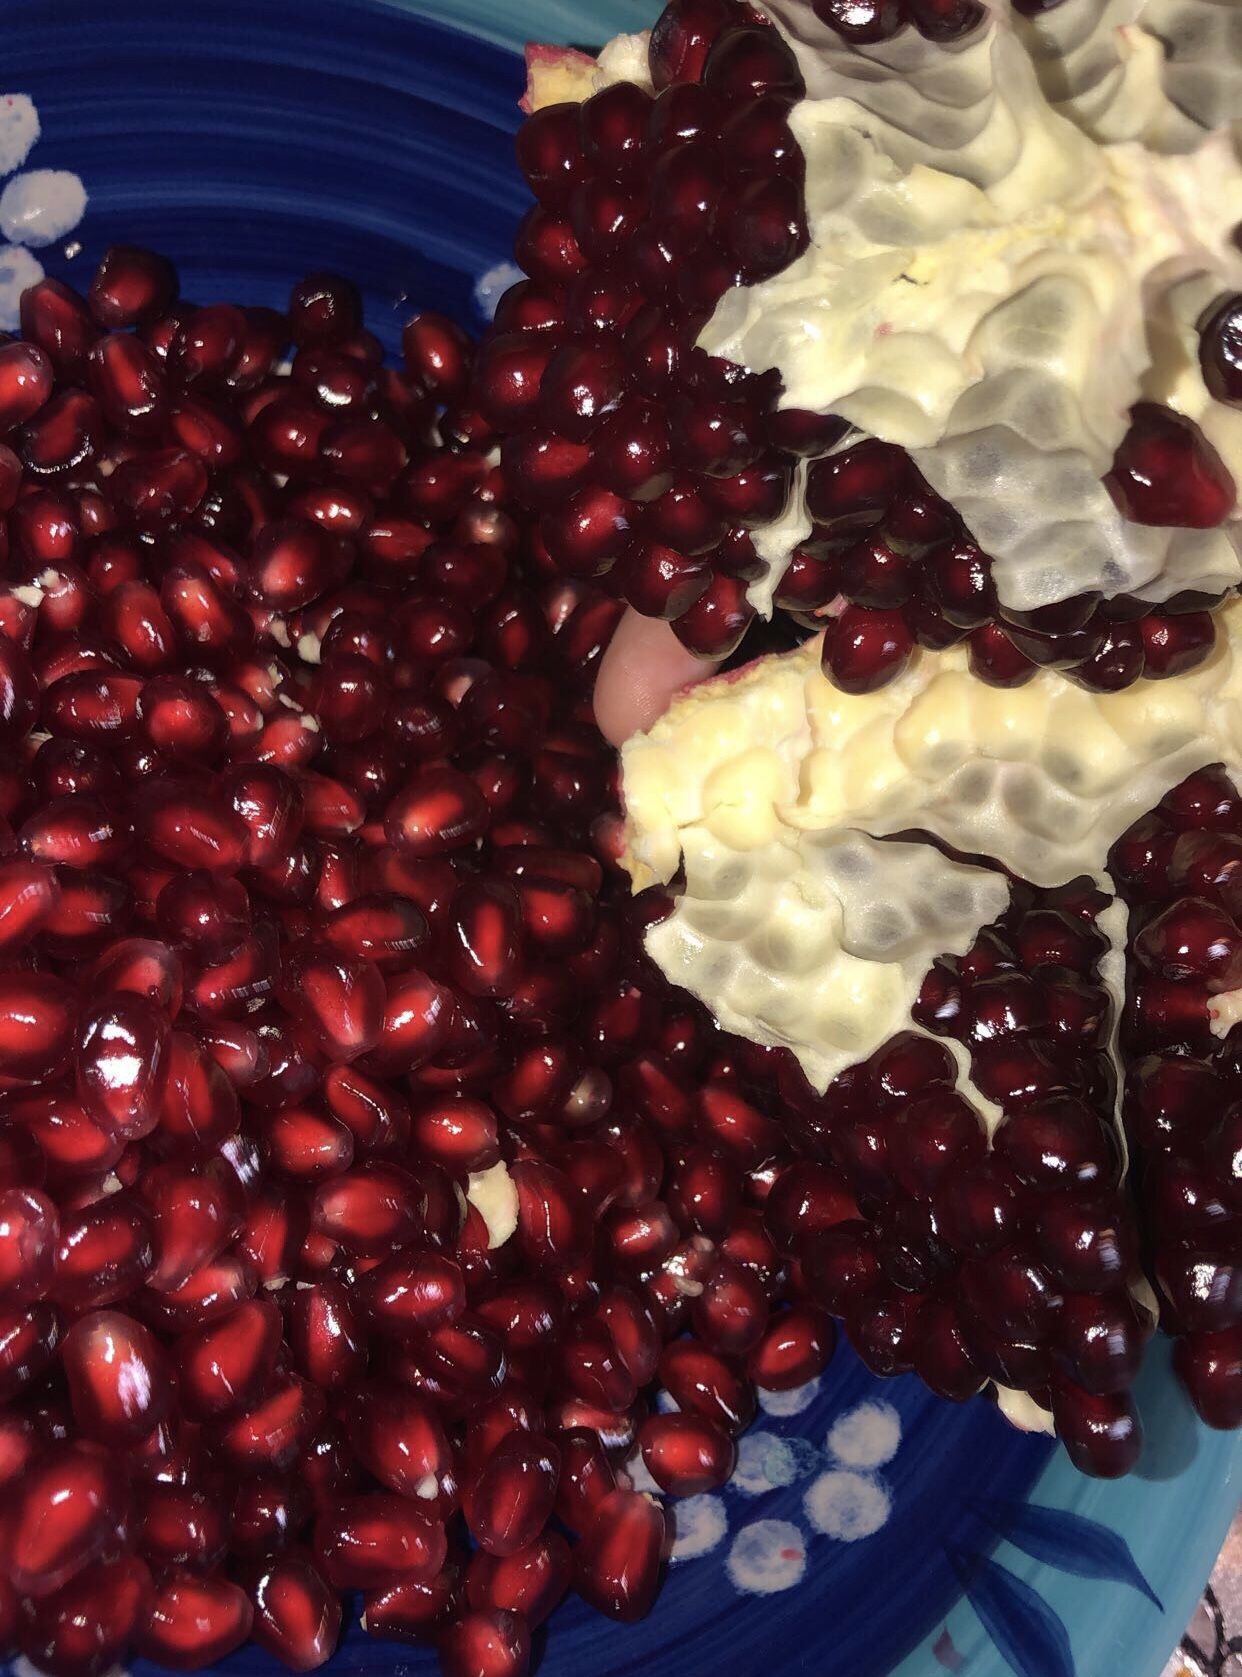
[[474, 260, 522, 319], [826, 1401, 902, 1468], [756, 1377, 820, 1418], [726, 1519, 808, 1594], [804, 1469, 892, 1541], [670, 1495, 728, 1563], [623, 1447, 664, 1498], [0, 168, 87, 248], [0, 244, 43, 330], [0, 96, 39, 176], [733, 1431, 820, 1495]]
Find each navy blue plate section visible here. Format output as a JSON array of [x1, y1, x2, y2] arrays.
[[4, 0, 531, 349]]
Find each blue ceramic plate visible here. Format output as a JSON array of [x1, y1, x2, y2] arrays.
[[2, 3, 1239, 1675]]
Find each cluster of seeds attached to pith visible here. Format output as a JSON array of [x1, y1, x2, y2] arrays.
[[491, 0, 1239, 694], [757, 877, 1149, 1478], [0, 245, 857, 1676], [1112, 766, 1242, 1432]]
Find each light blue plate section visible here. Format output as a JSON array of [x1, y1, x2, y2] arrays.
[[1, 3, 1239, 1674]]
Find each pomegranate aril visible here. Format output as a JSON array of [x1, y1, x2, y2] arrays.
[[230, 1474, 311, 1558], [1050, 1379, 1144, 1478], [0, 1185, 57, 1304], [462, 1430, 560, 1557], [351, 1380, 452, 1504], [61, 1307, 172, 1442], [467, 1531, 571, 1629], [138, 1480, 228, 1573], [312, 1161, 424, 1255], [8, 1443, 126, 1597], [16, 1549, 151, 1677], [638, 1411, 736, 1496], [140, 1163, 237, 1293], [314, 1492, 446, 1589], [138, 1570, 255, 1670], [749, 1303, 836, 1389], [573, 1488, 668, 1622], [0, 1300, 60, 1397], [140, 1252, 257, 1334], [176, 1296, 282, 1419], [358, 1248, 466, 1337], [658, 1337, 756, 1436], [214, 1372, 321, 1475], [439, 1607, 531, 1677], [247, 1553, 342, 1673], [1174, 1327, 1242, 1429], [1107, 404, 1236, 528], [51, 1188, 152, 1309]]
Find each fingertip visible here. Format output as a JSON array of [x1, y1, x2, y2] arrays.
[[594, 610, 722, 748]]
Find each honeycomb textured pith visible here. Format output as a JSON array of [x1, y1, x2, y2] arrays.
[[702, 2, 1242, 614]]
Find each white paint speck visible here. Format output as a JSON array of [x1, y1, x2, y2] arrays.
[[804, 1470, 892, 1541], [733, 1432, 820, 1496], [0, 168, 86, 248], [62, 239, 81, 259], [757, 1377, 821, 1418], [0, 96, 39, 174], [726, 1520, 807, 1594], [826, 1401, 902, 1469], [475, 260, 523, 320], [0, 244, 43, 330], [670, 1495, 728, 1563]]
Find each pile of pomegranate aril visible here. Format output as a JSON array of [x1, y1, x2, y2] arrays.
[[0, 239, 863, 1677], [1112, 766, 1242, 1432], [491, 0, 1239, 695], [750, 878, 1149, 1478]]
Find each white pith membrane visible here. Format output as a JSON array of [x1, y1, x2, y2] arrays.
[[569, 1, 1242, 619], [620, 597, 1242, 1431]]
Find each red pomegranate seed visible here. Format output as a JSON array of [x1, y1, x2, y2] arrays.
[[61, 1308, 172, 1442], [351, 1381, 452, 1504], [17, 1549, 153, 1677], [1107, 404, 1236, 527], [138, 1480, 228, 1572], [249, 1552, 342, 1672], [138, 1570, 255, 1670], [74, 992, 169, 1140], [8, 1442, 126, 1597], [0, 1186, 58, 1304], [573, 1487, 668, 1622], [311, 1161, 424, 1255], [463, 1431, 560, 1557], [314, 1492, 446, 1589], [357, 1248, 466, 1337], [175, 1296, 282, 1419], [439, 1608, 531, 1677], [468, 1535, 570, 1633], [658, 1337, 756, 1435], [639, 1411, 736, 1496], [748, 1302, 836, 1389]]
